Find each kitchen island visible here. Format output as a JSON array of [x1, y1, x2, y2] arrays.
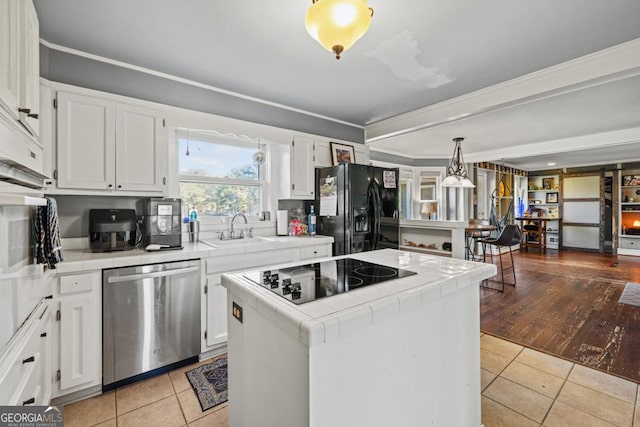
[[222, 249, 496, 427]]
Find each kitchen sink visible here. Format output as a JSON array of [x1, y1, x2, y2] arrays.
[[201, 236, 273, 248]]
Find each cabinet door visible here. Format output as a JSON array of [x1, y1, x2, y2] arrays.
[[17, 0, 39, 137], [115, 103, 165, 192], [0, 0, 20, 120], [57, 91, 116, 190], [313, 140, 332, 167], [59, 295, 100, 390], [206, 275, 228, 347], [291, 136, 315, 198]]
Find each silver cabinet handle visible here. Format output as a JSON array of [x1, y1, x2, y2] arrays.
[[107, 266, 199, 284]]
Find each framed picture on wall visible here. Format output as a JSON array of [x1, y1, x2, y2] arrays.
[[330, 142, 355, 165], [542, 177, 554, 190], [546, 192, 558, 203]]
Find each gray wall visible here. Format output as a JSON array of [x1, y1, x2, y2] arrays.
[[54, 195, 143, 238], [40, 45, 364, 144]]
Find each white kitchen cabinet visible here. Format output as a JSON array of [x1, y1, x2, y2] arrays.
[[205, 274, 227, 348], [0, 0, 39, 137], [56, 91, 115, 190], [115, 103, 165, 192], [0, 0, 21, 122], [51, 271, 101, 398], [201, 243, 332, 354], [290, 136, 315, 199], [17, 0, 39, 137], [55, 89, 166, 194], [285, 137, 370, 200], [0, 300, 51, 406]]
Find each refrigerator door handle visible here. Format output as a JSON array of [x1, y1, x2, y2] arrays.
[[371, 180, 382, 250]]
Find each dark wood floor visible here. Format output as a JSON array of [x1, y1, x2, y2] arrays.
[[480, 248, 640, 383]]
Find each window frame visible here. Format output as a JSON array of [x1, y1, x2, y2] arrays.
[[176, 130, 267, 220]]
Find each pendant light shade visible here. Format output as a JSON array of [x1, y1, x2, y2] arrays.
[[441, 137, 475, 188], [305, 0, 374, 59]]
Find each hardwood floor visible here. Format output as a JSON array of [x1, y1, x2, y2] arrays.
[[480, 249, 640, 383]]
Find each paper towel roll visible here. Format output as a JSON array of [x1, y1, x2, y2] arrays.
[[276, 210, 289, 236]]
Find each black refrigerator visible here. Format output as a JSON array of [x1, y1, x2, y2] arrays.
[[315, 163, 400, 255]]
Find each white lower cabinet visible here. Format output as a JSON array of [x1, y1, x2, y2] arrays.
[[0, 300, 51, 406], [205, 275, 227, 348], [51, 271, 101, 399], [201, 244, 332, 353]]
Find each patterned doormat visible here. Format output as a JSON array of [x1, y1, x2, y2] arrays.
[[185, 356, 228, 412], [619, 282, 640, 307]]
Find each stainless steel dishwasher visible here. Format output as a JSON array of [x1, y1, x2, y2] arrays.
[[102, 259, 201, 390]]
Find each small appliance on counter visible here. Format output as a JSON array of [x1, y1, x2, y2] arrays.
[[89, 209, 137, 253], [140, 198, 183, 249]]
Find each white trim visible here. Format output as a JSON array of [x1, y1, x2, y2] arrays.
[[365, 37, 640, 143], [463, 127, 640, 163], [40, 39, 364, 130]]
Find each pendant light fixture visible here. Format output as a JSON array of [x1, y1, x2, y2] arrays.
[[441, 137, 475, 188], [305, 0, 374, 59]]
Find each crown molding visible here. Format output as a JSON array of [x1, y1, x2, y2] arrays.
[[40, 39, 363, 130]]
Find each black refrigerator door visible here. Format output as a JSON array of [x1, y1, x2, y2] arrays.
[[316, 165, 348, 255], [373, 167, 400, 249], [347, 163, 374, 254]]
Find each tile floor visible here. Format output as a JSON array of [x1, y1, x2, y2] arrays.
[[63, 337, 640, 426]]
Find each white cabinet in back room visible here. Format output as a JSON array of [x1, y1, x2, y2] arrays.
[[54, 89, 166, 195]]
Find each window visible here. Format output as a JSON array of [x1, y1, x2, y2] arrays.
[[178, 131, 265, 218]]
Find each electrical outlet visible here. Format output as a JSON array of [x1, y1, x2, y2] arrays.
[[232, 302, 243, 323]]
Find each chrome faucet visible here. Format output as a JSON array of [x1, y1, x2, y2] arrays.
[[230, 213, 248, 239]]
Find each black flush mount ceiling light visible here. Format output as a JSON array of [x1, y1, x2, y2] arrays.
[[441, 137, 475, 188]]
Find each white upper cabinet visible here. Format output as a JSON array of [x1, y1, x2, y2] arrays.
[[57, 91, 116, 190], [284, 137, 370, 200], [17, 0, 39, 137], [54, 88, 166, 194], [0, 0, 21, 121], [115, 103, 164, 192], [0, 0, 39, 136], [290, 136, 315, 199]]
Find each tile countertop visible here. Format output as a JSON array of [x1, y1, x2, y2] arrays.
[[222, 249, 497, 347], [55, 235, 334, 274]]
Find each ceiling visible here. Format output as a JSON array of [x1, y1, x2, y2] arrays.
[[33, 0, 640, 170]]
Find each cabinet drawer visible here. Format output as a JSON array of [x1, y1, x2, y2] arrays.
[[0, 303, 48, 405], [299, 245, 329, 260], [206, 249, 294, 274], [619, 238, 638, 249], [59, 272, 98, 294]]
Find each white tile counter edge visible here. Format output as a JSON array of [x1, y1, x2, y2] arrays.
[[54, 236, 334, 274], [222, 249, 497, 348]]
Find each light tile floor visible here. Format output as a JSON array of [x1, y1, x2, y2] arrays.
[[63, 337, 640, 426]]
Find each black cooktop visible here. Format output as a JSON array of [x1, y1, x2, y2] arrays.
[[243, 258, 417, 305]]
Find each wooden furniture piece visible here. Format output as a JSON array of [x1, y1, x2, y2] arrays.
[[619, 169, 640, 256], [477, 224, 519, 292], [527, 173, 562, 249], [516, 216, 560, 252], [465, 221, 496, 260]]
